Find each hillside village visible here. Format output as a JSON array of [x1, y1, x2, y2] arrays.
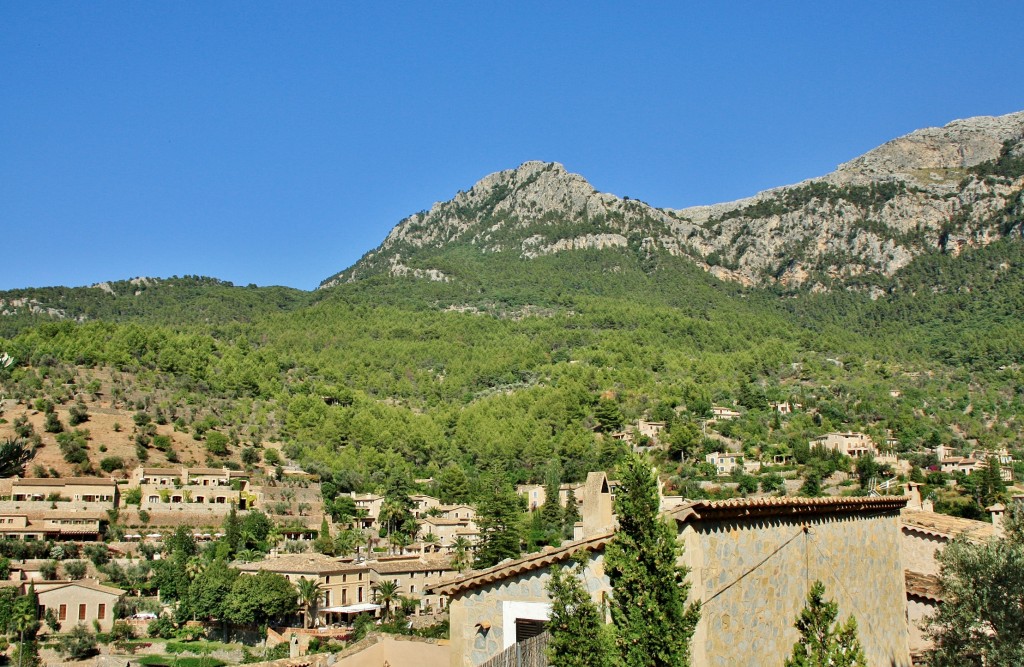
[[0, 110, 1022, 666], [0, 379, 1021, 666]]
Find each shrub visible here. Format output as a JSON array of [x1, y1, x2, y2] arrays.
[[205, 431, 229, 456], [100, 456, 125, 473]]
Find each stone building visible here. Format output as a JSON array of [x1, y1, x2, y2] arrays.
[[900, 506, 999, 659], [810, 431, 877, 458], [436, 494, 911, 667], [33, 580, 125, 633]]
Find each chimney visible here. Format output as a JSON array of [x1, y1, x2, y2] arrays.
[[987, 503, 1006, 536], [581, 472, 614, 538], [904, 482, 923, 510]]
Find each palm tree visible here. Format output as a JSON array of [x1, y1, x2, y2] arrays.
[[0, 437, 33, 478], [421, 532, 440, 553], [296, 577, 323, 629], [452, 536, 472, 572], [390, 531, 410, 555], [372, 580, 400, 621], [13, 585, 38, 667]]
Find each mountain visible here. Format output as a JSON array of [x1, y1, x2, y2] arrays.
[[321, 111, 1024, 292], [0, 276, 308, 337]]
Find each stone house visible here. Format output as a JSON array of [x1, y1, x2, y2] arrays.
[[236, 552, 458, 624], [438, 504, 476, 521], [351, 493, 385, 529], [810, 432, 877, 458], [437, 494, 911, 667], [515, 485, 546, 511], [418, 516, 478, 546], [704, 451, 742, 476], [711, 406, 740, 420], [11, 477, 118, 505], [411, 494, 442, 518], [0, 510, 104, 541], [33, 580, 125, 633]]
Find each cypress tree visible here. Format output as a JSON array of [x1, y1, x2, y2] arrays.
[[605, 455, 700, 667], [546, 555, 614, 667], [473, 474, 523, 568]]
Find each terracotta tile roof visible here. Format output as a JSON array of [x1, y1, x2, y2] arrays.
[[905, 570, 943, 603], [234, 553, 364, 575], [671, 495, 908, 523], [901, 509, 998, 542], [430, 531, 613, 597], [368, 556, 453, 574], [12, 477, 116, 487], [31, 579, 126, 596], [141, 468, 180, 475]]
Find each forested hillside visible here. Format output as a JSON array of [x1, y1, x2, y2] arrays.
[[1, 114, 1023, 516]]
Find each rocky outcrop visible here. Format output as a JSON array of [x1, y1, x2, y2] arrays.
[[321, 111, 1024, 290]]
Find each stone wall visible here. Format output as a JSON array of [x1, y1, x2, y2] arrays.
[[448, 553, 608, 667], [901, 527, 947, 576], [681, 511, 910, 667]]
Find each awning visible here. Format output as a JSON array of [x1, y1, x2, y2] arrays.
[[320, 603, 381, 614]]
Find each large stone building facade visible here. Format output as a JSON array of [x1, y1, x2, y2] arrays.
[[437, 494, 911, 667]]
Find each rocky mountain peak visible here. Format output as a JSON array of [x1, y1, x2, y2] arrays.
[[828, 111, 1024, 185], [322, 111, 1024, 292]]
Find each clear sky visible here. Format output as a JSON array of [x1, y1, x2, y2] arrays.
[[3, 2, 1023, 291]]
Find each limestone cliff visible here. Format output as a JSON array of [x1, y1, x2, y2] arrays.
[[321, 111, 1024, 291]]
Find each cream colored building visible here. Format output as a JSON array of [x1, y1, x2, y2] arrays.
[[34, 580, 125, 633], [11, 478, 117, 505], [810, 431, 877, 458]]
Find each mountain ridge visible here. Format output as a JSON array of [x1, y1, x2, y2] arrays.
[[321, 111, 1024, 291]]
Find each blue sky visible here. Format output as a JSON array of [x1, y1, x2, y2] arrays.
[[3, 2, 1023, 291]]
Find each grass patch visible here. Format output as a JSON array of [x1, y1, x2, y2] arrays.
[[136, 656, 227, 667]]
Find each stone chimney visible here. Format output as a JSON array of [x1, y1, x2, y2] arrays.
[[581, 471, 614, 538], [987, 503, 1006, 536], [904, 482, 922, 510]]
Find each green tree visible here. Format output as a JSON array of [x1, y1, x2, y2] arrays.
[[205, 430, 229, 456], [13, 585, 41, 667], [223, 571, 298, 628], [784, 580, 866, 667], [594, 398, 624, 433], [62, 560, 87, 580], [182, 559, 238, 622], [314, 517, 335, 555], [668, 421, 701, 462], [56, 624, 98, 660], [0, 437, 33, 478], [296, 577, 323, 629], [924, 504, 1024, 666], [473, 475, 522, 568], [372, 579, 400, 621], [605, 455, 700, 667], [546, 556, 614, 667], [452, 536, 472, 572], [436, 464, 471, 504]]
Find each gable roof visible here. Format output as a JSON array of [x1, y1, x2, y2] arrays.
[[671, 495, 907, 524], [31, 579, 126, 597], [901, 509, 997, 542], [431, 531, 613, 597]]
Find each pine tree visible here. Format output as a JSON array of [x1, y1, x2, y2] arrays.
[[539, 467, 564, 544], [473, 475, 522, 568], [605, 455, 700, 667], [785, 580, 866, 667], [546, 555, 614, 667]]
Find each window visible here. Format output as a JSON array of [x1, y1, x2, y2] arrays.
[[358, 587, 363, 603], [59, 604, 66, 621], [79, 604, 86, 620], [98, 604, 105, 620], [515, 619, 547, 643]]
